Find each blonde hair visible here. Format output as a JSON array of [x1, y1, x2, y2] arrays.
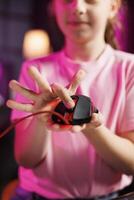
[[105, 0, 127, 49], [49, 0, 127, 50]]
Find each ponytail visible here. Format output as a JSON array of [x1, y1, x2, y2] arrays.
[[105, 18, 120, 49], [105, 0, 127, 50]]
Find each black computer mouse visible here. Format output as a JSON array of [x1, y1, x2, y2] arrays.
[[52, 95, 98, 125]]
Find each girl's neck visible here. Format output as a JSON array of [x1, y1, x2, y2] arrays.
[[64, 39, 106, 62]]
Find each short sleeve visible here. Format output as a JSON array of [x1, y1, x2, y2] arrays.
[[119, 64, 134, 132]]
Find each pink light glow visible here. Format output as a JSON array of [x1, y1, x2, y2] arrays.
[[116, 5, 128, 50]]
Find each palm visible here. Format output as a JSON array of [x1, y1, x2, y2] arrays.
[[7, 66, 87, 130]]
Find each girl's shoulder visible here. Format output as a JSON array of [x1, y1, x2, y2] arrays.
[[112, 47, 134, 64], [111, 48, 134, 78]]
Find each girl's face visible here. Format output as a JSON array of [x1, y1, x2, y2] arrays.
[[53, 0, 120, 45]]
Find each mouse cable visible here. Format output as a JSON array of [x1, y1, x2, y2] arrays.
[[0, 110, 70, 139]]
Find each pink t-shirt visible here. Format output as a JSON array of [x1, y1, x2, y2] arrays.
[[12, 45, 134, 199]]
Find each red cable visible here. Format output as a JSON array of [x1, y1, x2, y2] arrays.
[[0, 110, 70, 139]]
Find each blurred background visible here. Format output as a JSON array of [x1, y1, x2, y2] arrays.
[[0, 0, 134, 199]]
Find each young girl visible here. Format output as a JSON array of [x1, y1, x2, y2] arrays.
[[7, 0, 134, 199]]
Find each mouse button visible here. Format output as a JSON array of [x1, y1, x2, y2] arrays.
[[73, 95, 92, 120]]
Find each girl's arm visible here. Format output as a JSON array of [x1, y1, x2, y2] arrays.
[[7, 67, 86, 168], [14, 117, 50, 168], [83, 125, 134, 175], [52, 84, 134, 175]]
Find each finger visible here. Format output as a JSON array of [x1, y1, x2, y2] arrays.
[[47, 123, 73, 132], [51, 83, 75, 109], [47, 123, 85, 133], [28, 66, 52, 93], [71, 124, 86, 132], [68, 69, 86, 95], [9, 80, 37, 101], [6, 100, 33, 112], [90, 113, 103, 127], [41, 90, 57, 102]]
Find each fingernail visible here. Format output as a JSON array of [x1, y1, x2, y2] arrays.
[[64, 100, 75, 109], [78, 69, 86, 77]]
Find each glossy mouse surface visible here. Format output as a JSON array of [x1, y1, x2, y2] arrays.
[[52, 95, 98, 125]]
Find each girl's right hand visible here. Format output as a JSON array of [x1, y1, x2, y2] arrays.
[[7, 66, 86, 125]]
